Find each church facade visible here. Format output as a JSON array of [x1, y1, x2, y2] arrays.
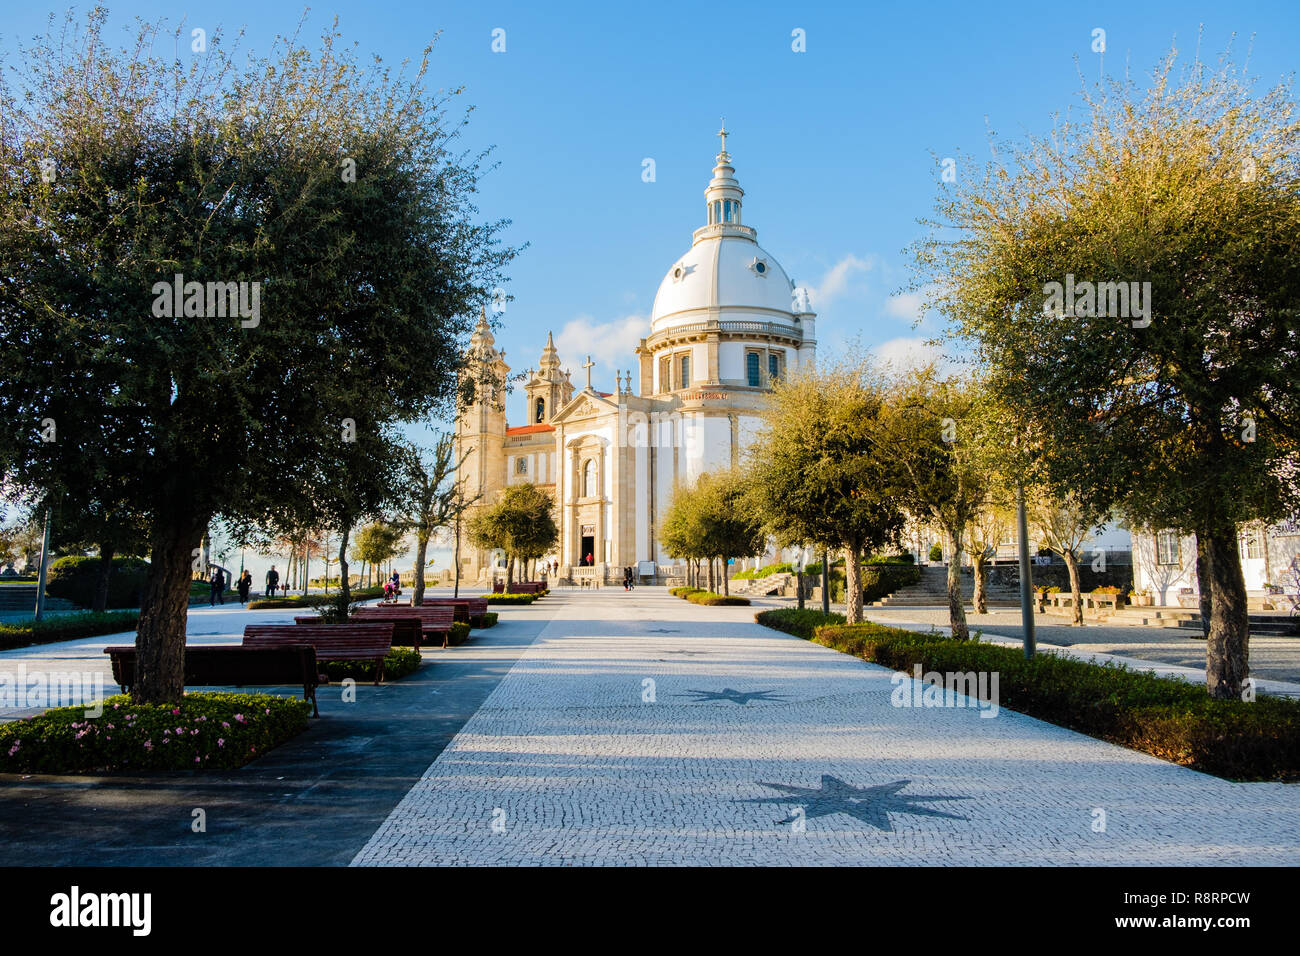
[[455, 130, 816, 583]]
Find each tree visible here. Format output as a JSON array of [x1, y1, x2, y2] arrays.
[[659, 472, 766, 595], [746, 358, 906, 624], [0, 14, 515, 701], [914, 50, 1300, 696], [394, 437, 475, 606], [966, 498, 1014, 615], [352, 521, 405, 588], [467, 484, 558, 586], [1029, 490, 1107, 625], [877, 368, 1001, 640]]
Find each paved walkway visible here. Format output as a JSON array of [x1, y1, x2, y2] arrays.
[[352, 588, 1299, 866]]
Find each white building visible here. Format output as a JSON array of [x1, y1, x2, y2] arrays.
[[456, 128, 815, 582]]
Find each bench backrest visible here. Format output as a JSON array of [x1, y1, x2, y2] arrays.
[[105, 644, 318, 689], [243, 623, 392, 659], [355, 606, 454, 626]]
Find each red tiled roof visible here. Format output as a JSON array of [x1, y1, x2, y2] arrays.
[[506, 423, 556, 436]]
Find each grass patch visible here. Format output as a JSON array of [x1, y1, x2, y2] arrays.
[[0, 611, 139, 651], [754, 607, 846, 639], [319, 647, 422, 683], [669, 586, 703, 598], [685, 590, 750, 606], [0, 692, 313, 774], [803, 621, 1300, 782]]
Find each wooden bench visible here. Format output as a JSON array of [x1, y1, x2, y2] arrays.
[[352, 606, 454, 649], [104, 644, 321, 716], [295, 614, 424, 649], [415, 597, 488, 627], [243, 623, 393, 683], [508, 582, 546, 594]]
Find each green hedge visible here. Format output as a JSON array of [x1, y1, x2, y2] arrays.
[[685, 590, 750, 606], [809, 622, 1300, 782], [861, 564, 922, 603], [754, 607, 846, 639], [247, 586, 385, 610], [486, 593, 537, 605], [321, 646, 423, 682], [447, 621, 471, 645], [44, 556, 149, 609], [0, 692, 313, 774], [0, 611, 139, 651], [670, 586, 703, 598], [478, 612, 499, 628]]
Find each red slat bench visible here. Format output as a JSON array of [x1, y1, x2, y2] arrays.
[[417, 597, 489, 627], [294, 613, 424, 649], [352, 606, 454, 649], [243, 623, 393, 683], [104, 644, 320, 716]]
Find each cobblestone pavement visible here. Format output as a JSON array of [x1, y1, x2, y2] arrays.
[[856, 605, 1300, 685], [352, 588, 1299, 866]]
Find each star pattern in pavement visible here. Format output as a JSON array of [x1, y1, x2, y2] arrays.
[[679, 687, 786, 705], [741, 775, 971, 831]]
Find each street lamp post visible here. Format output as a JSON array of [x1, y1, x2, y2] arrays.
[[821, 547, 830, 616], [1016, 483, 1036, 659], [33, 508, 52, 622]]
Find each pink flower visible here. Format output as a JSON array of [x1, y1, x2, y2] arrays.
[[194, 757, 200, 763], [217, 738, 225, 748], [171, 708, 180, 715], [7, 742, 20, 757], [163, 729, 170, 735], [234, 714, 246, 723], [143, 740, 153, 750], [221, 721, 230, 729]]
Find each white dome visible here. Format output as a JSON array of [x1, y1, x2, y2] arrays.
[[651, 232, 797, 331]]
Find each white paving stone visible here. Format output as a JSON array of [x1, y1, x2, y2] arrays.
[[351, 589, 1300, 866]]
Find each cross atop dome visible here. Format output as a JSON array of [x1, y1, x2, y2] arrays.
[[705, 125, 744, 229], [716, 118, 730, 162]]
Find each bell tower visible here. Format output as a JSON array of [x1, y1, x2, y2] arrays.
[[455, 309, 509, 580], [523, 331, 574, 423]]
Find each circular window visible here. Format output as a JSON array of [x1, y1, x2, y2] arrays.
[[673, 267, 683, 279], [755, 262, 766, 274]]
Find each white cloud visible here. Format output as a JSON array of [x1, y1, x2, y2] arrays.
[[885, 292, 925, 322], [806, 254, 874, 309], [873, 336, 949, 373], [552, 313, 647, 381]]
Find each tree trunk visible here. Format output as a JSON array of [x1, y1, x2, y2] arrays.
[[92, 543, 115, 614], [1064, 550, 1083, 625], [844, 546, 864, 624], [134, 512, 207, 704], [413, 531, 429, 606], [945, 526, 969, 641], [1203, 522, 1249, 699], [707, 559, 715, 593], [722, 558, 730, 596], [337, 524, 352, 607], [972, 553, 987, 615], [1195, 535, 1212, 640]]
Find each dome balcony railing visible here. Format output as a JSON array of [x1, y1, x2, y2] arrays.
[[646, 318, 804, 346]]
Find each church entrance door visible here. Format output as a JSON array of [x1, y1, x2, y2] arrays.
[[581, 535, 595, 565]]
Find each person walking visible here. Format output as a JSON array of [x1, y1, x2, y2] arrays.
[[265, 565, 280, 598], [622, 566, 631, 591], [208, 567, 225, 606], [237, 569, 252, 605]]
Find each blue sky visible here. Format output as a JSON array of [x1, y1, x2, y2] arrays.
[[6, 0, 1298, 434], [3, 1, 1296, 572]]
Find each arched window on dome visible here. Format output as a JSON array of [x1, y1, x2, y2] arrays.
[[534, 397, 545, 423], [582, 459, 596, 498], [679, 354, 690, 387], [768, 353, 781, 383], [712, 201, 721, 225], [746, 352, 761, 387]]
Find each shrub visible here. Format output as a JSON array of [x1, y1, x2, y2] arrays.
[[0, 692, 313, 774], [45, 556, 149, 609], [486, 592, 536, 605], [755, 607, 846, 639], [686, 590, 750, 606], [670, 586, 704, 598], [927, 544, 943, 562], [321, 647, 422, 682], [860, 564, 922, 603], [247, 587, 385, 610], [809, 622, 1300, 782], [478, 612, 499, 628], [867, 552, 915, 564], [0, 611, 139, 651], [447, 621, 471, 645]]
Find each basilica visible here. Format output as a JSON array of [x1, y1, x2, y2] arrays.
[[455, 129, 816, 583]]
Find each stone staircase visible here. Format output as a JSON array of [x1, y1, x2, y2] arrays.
[[872, 566, 1021, 608], [0, 585, 79, 613], [1174, 612, 1297, 637], [728, 573, 793, 597]]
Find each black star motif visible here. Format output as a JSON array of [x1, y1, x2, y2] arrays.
[[678, 687, 786, 705], [740, 775, 971, 831]]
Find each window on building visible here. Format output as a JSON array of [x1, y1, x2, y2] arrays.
[[534, 397, 545, 423], [582, 459, 596, 498], [1156, 530, 1181, 566], [659, 356, 671, 392], [746, 352, 761, 387], [679, 354, 690, 387], [768, 352, 781, 382], [516, 456, 528, 475], [1242, 531, 1265, 559]]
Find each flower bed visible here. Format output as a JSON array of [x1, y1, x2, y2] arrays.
[[0, 692, 313, 774], [797, 621, 1300, 782]]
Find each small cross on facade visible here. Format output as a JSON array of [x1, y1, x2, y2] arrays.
[[582, 355, 595, 389]]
